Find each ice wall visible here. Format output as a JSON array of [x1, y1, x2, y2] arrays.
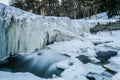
[[0, 3, 80, 60]]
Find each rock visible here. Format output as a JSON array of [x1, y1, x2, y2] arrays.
[[96, 51, 117, 63]]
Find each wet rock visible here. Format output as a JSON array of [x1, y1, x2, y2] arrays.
[[87, 72, 112, 80], [86, 76, 95, 80], [76, 55, 91, 64], [96, 51, 117, 63]]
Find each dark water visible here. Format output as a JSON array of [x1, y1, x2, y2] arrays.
[[0, 53, 69, 78]]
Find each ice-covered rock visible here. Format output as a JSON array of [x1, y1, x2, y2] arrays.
[[58, 57, 88, 80], [86, 30, 120, 52], [47, 39, 95, 57], [71, 20, 118, 35], [56, 58, 105, 80], [104, 42, 120, 51], [84, 33, 113, 45]]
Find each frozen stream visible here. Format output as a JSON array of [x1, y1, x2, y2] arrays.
[[0, 30, 120, 80]]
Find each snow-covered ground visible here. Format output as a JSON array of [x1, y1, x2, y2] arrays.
[[0, 3, 120, 80]]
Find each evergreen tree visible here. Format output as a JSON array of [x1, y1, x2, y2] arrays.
[[99, 0, 120, 18], [10, 0, 120, 19]]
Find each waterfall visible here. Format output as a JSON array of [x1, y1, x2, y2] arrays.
[[0, 3, 117, 61]]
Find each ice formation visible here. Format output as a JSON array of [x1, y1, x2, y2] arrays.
[[0, 4, 7, 60], [0, 3, 79, 60], [0, 3, 119, 60]]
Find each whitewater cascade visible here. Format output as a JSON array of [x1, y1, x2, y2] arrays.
[[0, 3, 118, 61]]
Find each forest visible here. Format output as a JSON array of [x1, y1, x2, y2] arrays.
[[0, 1, 120, 80], [10, 0, 120, 19]]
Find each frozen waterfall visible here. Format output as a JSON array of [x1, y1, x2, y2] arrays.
[[0, 3, 118, 61], [0, 3, 79, 60]]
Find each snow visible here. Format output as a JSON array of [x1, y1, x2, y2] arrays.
[[85, 30, 120, 52], [47, 39, 95, 57], [112, 72, 120, 80], [59, 57, 88, 80], [104, 55, 120, 72], [71, 12, 120, 34], [89, 31, 120, 77], [0, 71, 43, 80], [80, 12, 120, 20]]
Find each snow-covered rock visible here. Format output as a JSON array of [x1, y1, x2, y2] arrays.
[[47, 39, 95, 57], [71, 20, 118, 34], [84, 30, 120, 52], [104, 56, 120, 72]]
